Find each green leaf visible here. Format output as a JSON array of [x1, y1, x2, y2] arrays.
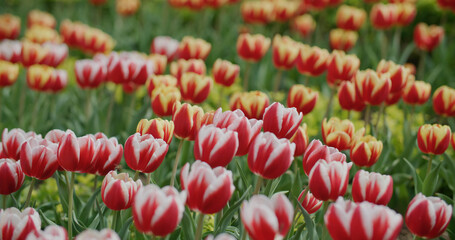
[[294, 196, 318, 240], [215, 186, 252, 235], [435, 193, 454, 206], [39, 209, 58, 227], [181, 208, 195, 239], [79, 188, 101, 223], [119, 217, 134, 240], [422, 162, 441, 196], [403, 158, 423, 195]]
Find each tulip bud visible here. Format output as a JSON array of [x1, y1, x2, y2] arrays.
[[417, 124, 451, 155], [263, 102, 303, 139], [133, 185, 186, 237], [248, 132, 295, 179], [151, 86, 181, 117], [302, 140, 347, 176], [146, 75, 178, 96], [0, 60, 19, 88], [321, 117, 357, 151], [273, 1, 299, 22], [329, 29, 358, 52], [101, 171, 142, 210], [0, 14, 21, 40], [296, 44, 329, 77], [27, 225, 68, 240], [433, 85, 455, 116], [45, 129, 66, 144], [179, 72, 213, 104], [396, 3, 416, 26], [59, 20, 86, 48], [108, 52, 154, 85], [75, 59, 106, 89], [437, 0, 455, 12], [336, 5, 366, 31], [194, 125, 238, 167], [351, 170, 393, 205], [402, 80, 431, 105], [290, 124, 309, 157], [237, 33, 271, 62], [81, 27, 115, 55], [47, 69, 68, 93], [0, 207, 41, 240], [2, 128, 36, 160], [75, 229, 120, 240], [57, 131, 95, 173], [0, 158, 25, 195], [213, 109, 263, 156], [241, 193, 293, 240], [287, 84, 318, 116], [272, 35, 299, 70], [181, 161, 235, 214], [205, 233, 236, 240], [229, 91, 270, 119], [170, 59, 206, 82], [136, 118, 174, 144], [90, 136, 123, 175], [172, 102, 204, 140], [25, 26, 61, 44], [406, 193, 453, 239], [21, 41, 49, 67], [148, 54, 167, 75], [26, 64, 53, 92], [204, 0, 228, 8], [414, 23, 444, 52], [116, 0, 141, 16], [212, 59, 240, 87], [177, 36, 211, 60], [292, 14, 316, 38], [0, 40, 22, 63], [350, 135, 383, 167], [325, 197, 403, 240], [377, 61, 409, 94], [124, 133, 169, 173], [185, 0, 205, 10], [309, 160, 352, 201], [326, 50, 360, 86], [20, 138, 59, 180], [27, 10, 56, 28], [354, 69, 391, 105], [240, 1, 274, 24], [298, 189, 322, 214], [150, 36, 179, 60], [370, 3, 398, 30], [337, 81, 365, 112]]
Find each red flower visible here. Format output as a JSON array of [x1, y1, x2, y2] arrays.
[[212, 59, 240, 87], [302, 140, 346, 176], [75, 59, 107, 89], [352, 170, 393, 205], [136, 118, 174, 144], [290, 124, 309, 157], [338, 81, 365, 112], [287, 84, 318, 115], [57, 131, 95, 173], [0, 207, 41, 240], [101, 171, 142, 210], [150, 36, 179, 60], [90, 135, 123, 175], [0, 40, 21, 63], [20, 138, 58, 180], [2, 128, 36, 160], [432, 86, 455, 116], [298, 189, 322, 214], [417, 124, 451, 155], [179, 73, 213, 104], [0, 158, 24, 195], [172, 102, 204, 141], [295, 45, 329, 77], [263, 102, 303, 139], [236, 33, 271, 62], [124, 133, 169, 173], [177, 36, 211, 60], [414, 23, 444, 52]]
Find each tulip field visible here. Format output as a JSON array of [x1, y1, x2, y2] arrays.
[[1, 0, 455, 239]]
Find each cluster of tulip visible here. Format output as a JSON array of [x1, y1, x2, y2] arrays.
[[168, 0, 240, 10]]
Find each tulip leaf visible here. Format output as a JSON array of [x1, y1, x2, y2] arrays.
[[79, 188, 101, 223], [118, 216, 134, 240], [181, 208, 195, 239], [422, 162, 441, 196], [398, 43, 415, 64], [39, 209, 58, 227], [403, 158, 423, 195], [294, 196, 318, 240], [235, 158, 249, 190], [435, 193, 454, 206], [215, 185, 252, 235]]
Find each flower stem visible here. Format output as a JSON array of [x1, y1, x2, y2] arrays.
[[243, 62, 251, 91], [85, 90, 93, 128], [195, 213, 205, 240], [418, 51, 426, 80], [112, 210, 120, 231], [253, 175, 263, 195], [147, 173, 152, 185], [104, 91, 115, 135], [24, 178, 36, 208], [133, 170, 140, 181], [273, 70, 283, 93], [170, 139, 184, 187], [68, 172, 75, 239], [364, 105, 371, 134], [2, 195, 7, 209], [324, 87, 336, 119], [426, 154, 434, 178]]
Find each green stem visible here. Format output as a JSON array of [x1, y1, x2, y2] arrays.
[[24, 178, 36, 208], [126, 93, 136, 131], [68, 172, 75, 239], [418, 51, 426, 80], [112, 210, 120, 231], [243, 62, 252, 91], [195, 213, 205, 240], [133, 170, 140, 181], [321, 201, 330, 240], [93, 175, 98, 191], [147, 173, 152, 185], [323, 87, 336, 119], [3, 195, 7, 209], [347, 110, 352, 120], [104, 91, 115, 135], [18, 81, 26, 128], [304, 75, 310, 86], [380, 30, 388, 60], [85, 90, 93, 128], [364, 105, 371, 134], [273, 70, 283, 93], [253, 175, 263, 195], [170, 139, 184, 187], [426, 154, 434, 178]]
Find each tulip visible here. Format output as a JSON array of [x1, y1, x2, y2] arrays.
[[205, 233, 236, 240], [108, 52, 154, 85], [417, 124, 451, 155], [350, 135, 383, 167], [2, 128, 36, 160], [326, 50, 360, 86], [150, 36, 179, 60], [47, 69, 68, 93], [370, 3, 398, 30], [414, 23, 444, 52], [0, 158, 25, 195], [325, 197, 403, 240], [194, 125, 239, 168], [45, 129, 66, 144], [437, 0, 455, 11], [27, 225, 68, 240], [351, 170, 393, 205], [290, 124, 309, 157], [308, 160, 352, 201], [376, 60, 410, 93], [248, 132, 295, 179], [59, 20, 86, 48], [237, 33, 271, 62], [148, 54, 167, 75], [181, 161, 235, 214], [263, 102, 303, 139], [298, 189, 322, 214], [116, 0, 141, 16], [20, 138, 59, 180], [303, 0, 329, 9], [57, 131, 95, 173], [0, 60, 19, 88], [432, 86, 455, 116], [179, 72, 213, 104], [329, 29, 358, 52], [452, 133, 455, 151], [273, 1, 299, 22], [204, 0, 228, 8], [133, 185, 186, 237], [185, 0, 205, 10], [212, 59, 240, 87], [240, 1, 274, 24], [0, 40, 22, 63], [292, 14, 316, 38], [338, 81, 365, 112], [90, 135, 123, 175], [75, 59, 106, 89], [396, 3, 416, 26], [213, 109, 263, 156], [75, 229, 120, 240], [27, 10, 56, 28], [21, 41, 49, 67], [150, 86, 181, 117], [172, 102, 204, 141], [272, 35, 299, 70], [406, 193, 453, 239], [136, 118, 174, 144], [354, 69, 391, 106], [170, 59, 206, 82], [287, 84, 318, 116], [124, 133, 169, 173], [0, 207, 41, 240], [385, 90, 402, 106], [295, 44, 329, 77], [336, 5, 366, 31], [146, 75, 178, 96], [241, 194, 293, 240], [80, 27, 115, 55], [302, 140, 347, 176], [90, 0, 108, 5], [177, 36, 211, 60], [27, 65, 68, 93], [25, 26, 61, 44], [101, 171, 142, 210], [229, 91, 270, 119], [201, 110, 218, 126], [402, 80, 431, 105], [40, 42, 68, 67], [321, 117, 357, 151], [0, 14, 20, 40]]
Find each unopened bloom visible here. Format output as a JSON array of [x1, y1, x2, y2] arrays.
[[403, 80, 431, 105], [75, 229, 120, 240], [287, 84, 318, 116], [432, 86, 455, 116], [194, 125, 239, 167], [116, 0, 141, 16], [414, 23, 444, 52], [396, 3, 416, 26], [329, 29, 358, 52], [272, 1, 299, 22], [151, 85, 182, 117], [229, 91, 270, 119], [101, 171, 142, 210], [146, 75, 178, 96], [272, 35, 299, 70], [150, 36, 179, 60], [177, 36, 211, 60], [338, 81, 365, 112], [20, 138, 59, 180], [0, 14, 20, 40], [170, 59, 206, 82], [172, 102, 204, 140], [0, 207, 41, 240], [212, 59, 240, 87], [237, 33, 271, 62], [354, 69, 391, 105], [0, 60, 19, 88], [295, 45, 329, 77], [57, 130, 95, 173], [290, 124, 309, 157], [2, 128, 36, 160], [263, 102, 303, 139], [302, 140, 347, 176], [75, 59, 106, 89], [309, 160, 352, 201], [417, 124, 451, 155], [179, 73, 213, 104], [27, 10, 56, 28], [0, 40, 21, 63], [352, 170, 393, 205], [90, 135, 123, 175], [350, 135, 383, 167], [240, 1, 274, 24], [292, 15, 316, 38], [21, 41, 49, 67], [376, 60, 410, 93], [25, 26, 61, 44], [336, 5, 366, 31], [326, 50, 360, 86], [108, 52, 154, 85], [370, 3, 398, 30], [321, 117, 357, 151], [124, 133, 169, 173], [136, 118, 174, 144], [298, 189, 322, 214], [0, 158, 25, 195], [148, 54, 167, 75]]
